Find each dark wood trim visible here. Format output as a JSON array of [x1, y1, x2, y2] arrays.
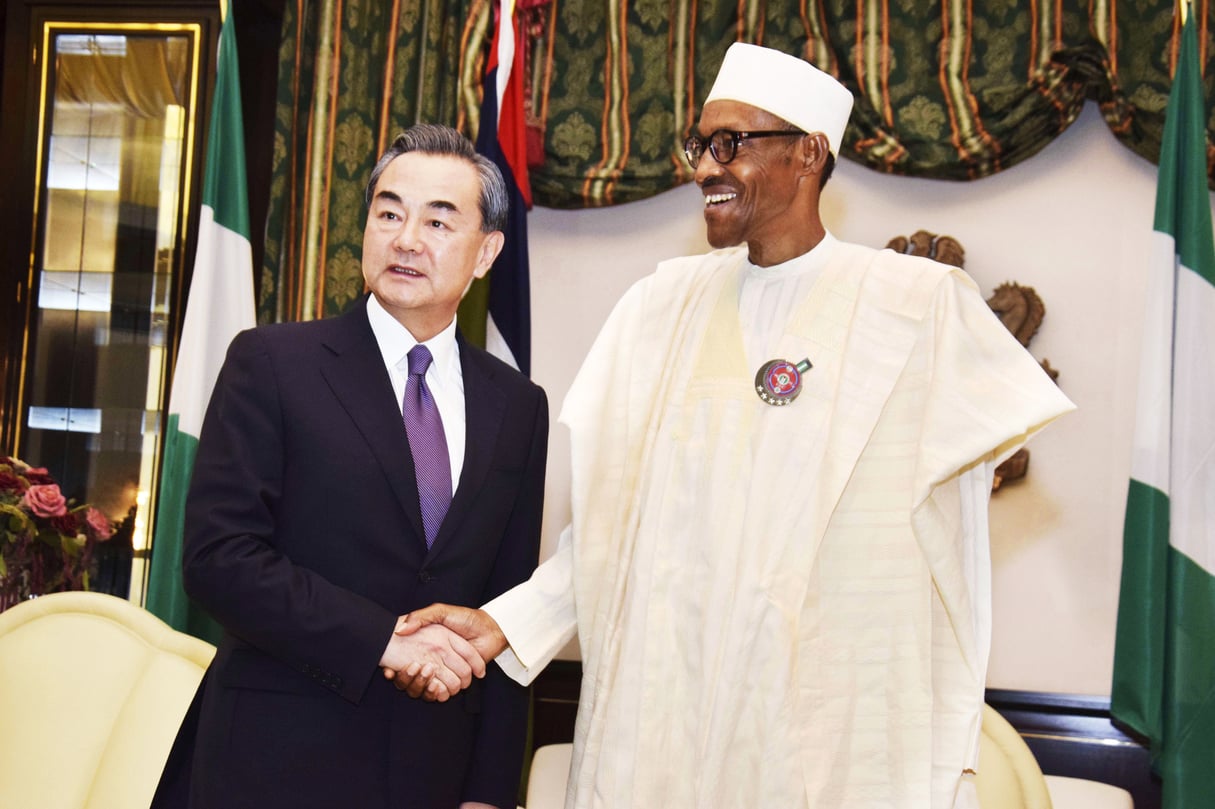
[[530, 664, 1162, 808]]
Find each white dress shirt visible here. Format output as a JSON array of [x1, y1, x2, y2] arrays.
[[737, 231, 836, 368], [365, 294, 465, 493]]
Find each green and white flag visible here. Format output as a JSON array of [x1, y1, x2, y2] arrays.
[[145, 10, 255, 643], [1111, 12, 1215, 809]]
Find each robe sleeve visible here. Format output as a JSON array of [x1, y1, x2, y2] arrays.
[[482, 268, 685, 687], [483, 524, 578, 685], [914, 271, 1076, 506], [910, 271, 1075, 803]]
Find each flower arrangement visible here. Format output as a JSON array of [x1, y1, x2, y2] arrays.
[[0, 455, 114, 611]]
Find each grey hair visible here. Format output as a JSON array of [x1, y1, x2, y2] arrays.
[[364, 123, 508, 233]]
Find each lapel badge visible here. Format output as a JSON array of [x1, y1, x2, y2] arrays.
[[755, 357, 812, 406]]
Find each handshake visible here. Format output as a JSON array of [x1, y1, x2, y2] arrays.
[[378, 604, 508, 702]]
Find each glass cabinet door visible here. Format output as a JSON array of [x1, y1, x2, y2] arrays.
[[16, 22, 204, 601]]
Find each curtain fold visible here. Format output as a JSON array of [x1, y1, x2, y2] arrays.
[[56, 37, 189, 119], [264, 0, 1215, 321]]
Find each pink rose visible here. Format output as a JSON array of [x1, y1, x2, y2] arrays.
[[84, 507, 113, 541], [23, 484, 67, 518], [23, 467, 55, 485]]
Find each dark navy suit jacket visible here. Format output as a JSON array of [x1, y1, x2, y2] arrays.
[[153, 295, 548, 809]]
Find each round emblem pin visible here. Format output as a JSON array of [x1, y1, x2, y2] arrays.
[[754, 357, 813, 406]]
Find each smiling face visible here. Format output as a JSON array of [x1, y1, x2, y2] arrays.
[[693, 99, 828, 267], [362, 151, 504, 340]]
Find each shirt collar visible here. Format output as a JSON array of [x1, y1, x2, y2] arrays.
[[365, 294, 461, 379]]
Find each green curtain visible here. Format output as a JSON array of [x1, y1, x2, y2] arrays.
[[262, 0, 488, 322], [263, 0, 1215, 321]]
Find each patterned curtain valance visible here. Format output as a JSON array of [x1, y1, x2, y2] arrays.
[[263, 0, 1215, 321], [524, 0, 1215, 203]]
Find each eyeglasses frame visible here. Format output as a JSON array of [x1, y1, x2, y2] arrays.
[[683, 128, 806, 168]]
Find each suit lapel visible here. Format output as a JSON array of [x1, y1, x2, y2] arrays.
[[318, 300, 427, 546], [428, 337, 506, 557]]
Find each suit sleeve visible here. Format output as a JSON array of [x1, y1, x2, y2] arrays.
[[181, 329, 397, 704], [461, 385, 549, 808]]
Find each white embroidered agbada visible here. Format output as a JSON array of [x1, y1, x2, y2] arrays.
[[486, 237, 1074, 809]]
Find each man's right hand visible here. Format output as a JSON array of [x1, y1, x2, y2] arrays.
[[378, 622, 486, 702], [386, 604, 508, 699]]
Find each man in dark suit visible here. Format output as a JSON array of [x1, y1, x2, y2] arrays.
[[152, 123, 548, 809]]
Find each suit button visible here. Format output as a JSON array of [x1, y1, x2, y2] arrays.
[[417, 571, 435, 583]]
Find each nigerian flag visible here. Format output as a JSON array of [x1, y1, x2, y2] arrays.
[[1111, 12, 1215, 809], [145, 10, 255, 643]]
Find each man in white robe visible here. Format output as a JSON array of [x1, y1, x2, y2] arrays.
[[389, 43, 1075, 808]]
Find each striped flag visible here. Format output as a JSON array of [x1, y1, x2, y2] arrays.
[[145, 10, 256, 642], [1111, 12, 1215, 809], [467, 0, 532, 375]]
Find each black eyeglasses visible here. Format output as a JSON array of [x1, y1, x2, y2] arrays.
[[683, 128, 805, 168]]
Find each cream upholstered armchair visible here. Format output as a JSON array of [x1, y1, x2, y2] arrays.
[[978, 704, 1135, 809], [522, 706, 1135, 808], [976, 702, 1054, 809], [0, 591, 215, 809]]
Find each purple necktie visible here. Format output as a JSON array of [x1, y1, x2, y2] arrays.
[[403, 345, 451, 547]]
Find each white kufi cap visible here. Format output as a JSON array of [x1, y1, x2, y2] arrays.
[[704, 43, 854, 156]]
